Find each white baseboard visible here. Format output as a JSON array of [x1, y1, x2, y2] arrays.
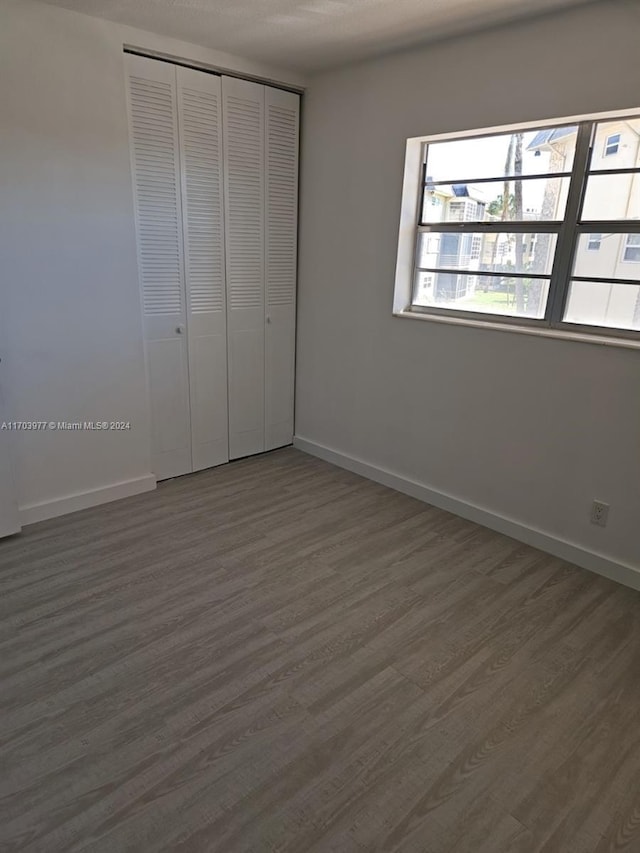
[[19, 474, 157, 526], [294, 435, 640, 592]]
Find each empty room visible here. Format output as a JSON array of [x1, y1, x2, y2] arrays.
[[1, 0, 639, 849]]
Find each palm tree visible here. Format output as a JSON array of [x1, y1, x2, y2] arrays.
[[487, 194, 516, 220], [486, 193, 516, 298], [512, 134, 525, 312], [494, 134, 525, 311]]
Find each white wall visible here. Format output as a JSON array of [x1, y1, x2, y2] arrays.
[[0, 0, 303, 523], [296, 0, 640, 577]]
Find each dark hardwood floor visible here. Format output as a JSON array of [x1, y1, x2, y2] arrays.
[[1, 448, 639, 852]]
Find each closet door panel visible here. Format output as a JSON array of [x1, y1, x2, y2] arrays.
[[229, 330, 264, 459], [126, 54, 191, 480], [177, 66, 229, 471], [222, 77, 265, 460], [265, 310, 295, 449], [265, 87, 299, 450], [146, 337, 191, 466], [188, 332, 228, 470], [0, 377, 20, 538]]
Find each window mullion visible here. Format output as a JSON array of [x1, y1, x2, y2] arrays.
[[417, 222, 561, 233], [576, 220, 640, 234], [546, 122, 594, 324]]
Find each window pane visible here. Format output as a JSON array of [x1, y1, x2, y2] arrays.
[[589, 118, 640, 169], [424, 126, 576, 182], [624, 234, 640, 263], [421, 177, 569, 223], [581, 173, 640, 220], [413, 271, 549, 318], [573, 234, 640, 280], [564, 280, 640, 330], [417, 231, 556, 275]]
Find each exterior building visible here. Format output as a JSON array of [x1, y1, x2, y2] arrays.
[[528, 120, 640, 328], [417, 183, 490, 302], [416, 121, 640, 329], [417, 178, 553, 309]]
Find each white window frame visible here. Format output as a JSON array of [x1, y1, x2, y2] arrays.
[[393, 107, 640, 344], [587, 233, 602, 251], [622, 233, 640, 263], [604, 132, 621, 157]]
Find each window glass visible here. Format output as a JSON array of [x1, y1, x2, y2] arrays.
[[421, 178, 569, 223], [574, 234, 640, 278], [417, 232, 556, 275], [424, 126, 577, 182], [564, 281, 640, 330], [581, 174, 640, 220], [414, 272, 549, 319], [604, 134, 621, 156], [590, 119, 640, 169], [405, 112, 640, 337], [623, 234, 640, 263]]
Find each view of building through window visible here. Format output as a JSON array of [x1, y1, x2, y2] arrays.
[[412, 117, 640, 333]]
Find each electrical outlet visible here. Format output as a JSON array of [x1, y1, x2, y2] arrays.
[[590, 500, 610, 528]]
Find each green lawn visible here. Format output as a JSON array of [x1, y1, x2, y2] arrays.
[[467, 290, 514, 306]]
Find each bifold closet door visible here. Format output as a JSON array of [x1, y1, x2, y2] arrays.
[[0, 375, 20, 538], [0, 429, 19, 538], [128, 59, 298, 474], [126, 54, 191, 480], [127, 55, 229, 478], [265, 86, 299, 451], [177, 66, 229, 472], [222, 77, 266, 460]]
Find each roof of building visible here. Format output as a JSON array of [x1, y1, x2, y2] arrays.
[[527, 126, 577, 150]]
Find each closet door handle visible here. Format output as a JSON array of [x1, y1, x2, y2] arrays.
[[175, 325, 185, 335]]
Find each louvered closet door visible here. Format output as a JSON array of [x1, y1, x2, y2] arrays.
[[265, 87, 299, 450], [177, 66, 229, 471], [0, 378, 20, 538], [222, 77, 265, 460], [126, 54, 191, 480]]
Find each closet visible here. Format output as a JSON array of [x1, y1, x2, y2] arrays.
[[125, 54, 299, 480]]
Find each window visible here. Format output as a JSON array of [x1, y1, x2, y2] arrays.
[[396, 111, 640, 337], [623, 234, 640, 263], [604, 133, 621, 157]]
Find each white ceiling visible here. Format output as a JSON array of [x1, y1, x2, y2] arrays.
[[39, 0, 596, 74]]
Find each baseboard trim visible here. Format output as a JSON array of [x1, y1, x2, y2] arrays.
[[294, 435, 640, 592], [20, 474, 157, 526]]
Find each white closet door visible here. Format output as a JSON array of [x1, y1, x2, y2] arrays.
[[126, 54, 191, 480], [0, 432, 19, 538], [222, 77, 265, 460], [177, 67, 229, 472], [0, 374, 20, 538], [264, 87, 299, 450]]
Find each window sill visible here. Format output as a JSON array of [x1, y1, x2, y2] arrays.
[[393, 309, 640, 350]]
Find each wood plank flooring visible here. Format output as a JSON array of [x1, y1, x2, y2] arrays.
[[1, 447, 639, 852]]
